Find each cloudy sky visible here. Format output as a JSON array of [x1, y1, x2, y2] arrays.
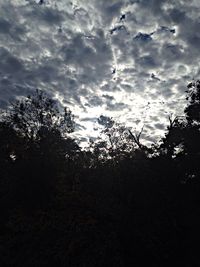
[[0, 0, 200, 145]]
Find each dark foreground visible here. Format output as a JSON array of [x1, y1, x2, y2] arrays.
[[0, 81, 200, 266]]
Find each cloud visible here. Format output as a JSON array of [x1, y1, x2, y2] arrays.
[[0, 18, 12, 34], [0, 0, 199, 145]]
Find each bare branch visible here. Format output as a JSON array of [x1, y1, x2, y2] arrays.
[[128, 125, 144, 149]]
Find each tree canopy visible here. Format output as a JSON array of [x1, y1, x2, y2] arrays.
[[1, 89, 75, 140], [0, 81, 200, 267]]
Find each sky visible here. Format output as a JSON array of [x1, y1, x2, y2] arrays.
[[0, 0, 200, 146]]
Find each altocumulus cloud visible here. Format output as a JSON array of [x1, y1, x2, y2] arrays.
[[0, 0, 200, 145]]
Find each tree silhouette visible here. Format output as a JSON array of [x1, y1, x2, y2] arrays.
[[2, 89, 75, 140], [0, 90, 79, 210], [159, 115, 185, 159], [158, 80, 200, 184], [185, 80, 200, 124], [1, 81, 200, 267]]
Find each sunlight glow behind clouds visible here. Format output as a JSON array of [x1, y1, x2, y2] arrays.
[[0, 0, 200, 145]]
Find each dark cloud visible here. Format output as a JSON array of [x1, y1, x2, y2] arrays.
[[0, 18, 12, 34], [154, 123, 165, 130], [106, 101, 129, 111], [86, 96, 104, 107], [134, 32, 153, 42], [102, 94, 115, 101], [95, 0, 124, 25], [25, 5, 64, 25], [0, 48, 23, 74]]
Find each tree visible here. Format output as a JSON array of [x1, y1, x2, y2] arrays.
[[185, 80, 200, 124], [182, 80, 200, 180], [93, 115, 146, 163], [158, 80, 200, 181], [2, 89, 75, 140], [159, 115, 186, 159], [0, 89, 79, 210]]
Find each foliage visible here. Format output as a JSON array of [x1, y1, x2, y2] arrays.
[[1, 89, 75, 140], [0, 81, 200, 267], [185, 80, 200, 124]]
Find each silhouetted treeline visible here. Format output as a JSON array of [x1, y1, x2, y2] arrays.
[[0, 81, 200, 266]]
